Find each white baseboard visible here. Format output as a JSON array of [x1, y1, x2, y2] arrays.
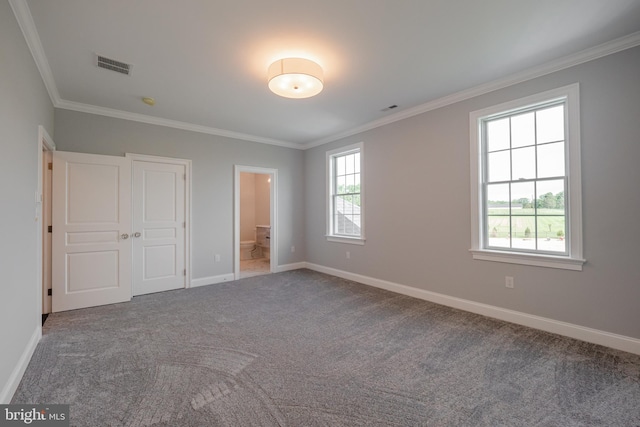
[[1, 326, 41, 404], [275, 262, 307, 273], [305, 262, 640, 356], [190, 274, 235, 288], [191, 264, 305, 286]]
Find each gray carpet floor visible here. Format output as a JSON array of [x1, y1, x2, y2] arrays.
[[12, 269, 640, 426]]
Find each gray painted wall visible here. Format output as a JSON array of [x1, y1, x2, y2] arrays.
[[1, 1, 54, 401], [53, 110, 306, 280], [305, 46, 640, 339]]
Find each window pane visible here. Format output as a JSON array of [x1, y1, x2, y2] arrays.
[[351, 214, 361, 235], [354, 153, 361, 173], [536, 105, 564, 144], [488, 151, 510, 182], [511, 146, 535, 180], [336, 156, 346, 176], [337, 176, 346, 194], [337, 194, 352, 215], [510, 181, 534, 215], [487, 183, 510, 213], [487, 118, 510, 152], [537, 216, 566, 253], [346, 154, 355, 174], [334, 211, 361, 236], [537, 142, 565, 178], [536, 179, 565, 214], [511, 112, 535, 148], [334, 214, 342, 234], [344, 215, 354, 234], [346, 174, 355, 191], [487, 216, 510, 248], [511, 216, 536, 250]]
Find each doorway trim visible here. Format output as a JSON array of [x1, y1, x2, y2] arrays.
[[126, 153, 192, 288], [37, 126, 55, 320], [234, 165, 278, 279]]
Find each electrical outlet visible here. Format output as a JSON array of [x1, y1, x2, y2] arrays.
[[505, 276, 514, 289], [291, 246, 295, 253], [215, 254, 221, 262], [346, 251, 351, 259]]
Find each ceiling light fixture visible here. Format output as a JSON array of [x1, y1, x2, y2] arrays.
[[267, 58, 323, 99]]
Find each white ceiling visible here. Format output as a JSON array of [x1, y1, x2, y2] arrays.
[[16, 0, 640, 148]]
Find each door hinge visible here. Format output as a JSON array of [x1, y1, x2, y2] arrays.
[[183, 269, 186, 276], [47, 288, 52, 296], [183, 222, 186, 228], [48, 162, 52, 170], [47, 225, 52, 233]]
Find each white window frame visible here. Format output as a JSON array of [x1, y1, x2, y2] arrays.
[[469, 83, 585, 271], [326, 142, 365, 245]]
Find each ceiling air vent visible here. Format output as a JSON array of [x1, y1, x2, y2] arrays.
[[96, 54, 132, 76]]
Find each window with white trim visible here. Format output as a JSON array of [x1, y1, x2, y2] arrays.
[[326, 143, 365, 244], [470, 84, 584, 270]]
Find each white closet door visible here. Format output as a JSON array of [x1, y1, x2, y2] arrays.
[[132, 161, 185, 296], [52, 151, 132, 312]]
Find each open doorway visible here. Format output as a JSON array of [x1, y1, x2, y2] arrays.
[[234, 166, 277, 279]]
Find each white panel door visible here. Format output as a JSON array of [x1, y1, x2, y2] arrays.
[[132, 161, 185, 296], [52, 152, 132, 312]]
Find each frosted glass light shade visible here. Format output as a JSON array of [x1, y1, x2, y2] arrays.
[[268, 58, 323, 99]]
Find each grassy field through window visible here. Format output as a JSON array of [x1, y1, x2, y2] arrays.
[[487, 208, 566, 252]]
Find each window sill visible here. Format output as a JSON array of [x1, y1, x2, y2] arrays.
[[326, 235, 366, 245], [470, 249, 585, 271]]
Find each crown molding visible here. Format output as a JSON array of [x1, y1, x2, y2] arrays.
[[9, 0, 61, 105], [11, 0, 640, 151], [302, 30, 640, 149], [10, 0, 300, 149], [55, 100, 300, 149]]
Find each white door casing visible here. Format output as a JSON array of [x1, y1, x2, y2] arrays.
[[52, 151, 132, 312], [37, 126, 55, 320], [132, 160, 186, 296], [42, 150, 53, 314]]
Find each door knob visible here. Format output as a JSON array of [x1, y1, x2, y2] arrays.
[[121, 233, 129, 240], [133, 232, 141, 238]]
